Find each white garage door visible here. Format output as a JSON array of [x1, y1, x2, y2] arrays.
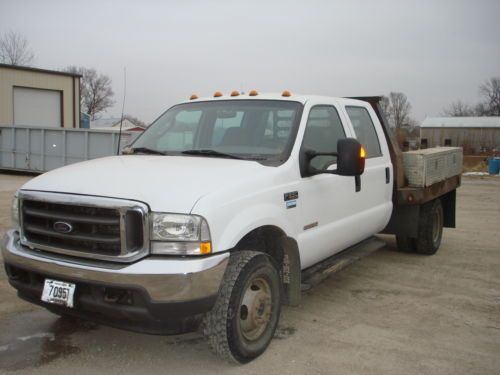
[[13, 87, 62, 127]]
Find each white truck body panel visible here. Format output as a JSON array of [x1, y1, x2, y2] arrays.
[[21, 155, 270, 213], [19, 95, 393, 270], [14, 95, 394, 267]]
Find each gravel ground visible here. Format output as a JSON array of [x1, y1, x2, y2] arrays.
[[0, 173, 499, 375]]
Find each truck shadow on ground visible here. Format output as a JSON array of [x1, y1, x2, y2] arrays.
[[0, 241, 398, 372], [0, 310, 97, 371], [0, 308, 298, 371]]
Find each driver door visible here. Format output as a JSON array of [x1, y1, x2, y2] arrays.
[[297, 104, 365, 269]]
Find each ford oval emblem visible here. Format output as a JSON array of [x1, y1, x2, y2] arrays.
[[53, 221, 73, 234]]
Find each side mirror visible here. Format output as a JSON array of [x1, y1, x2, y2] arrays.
[[300, 137, 365, 177], [336, 138, 365, 176]]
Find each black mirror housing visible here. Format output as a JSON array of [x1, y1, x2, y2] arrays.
[[299, 138, 365, 177], [336, 138, 365, 176]]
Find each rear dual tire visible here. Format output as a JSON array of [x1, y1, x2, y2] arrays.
[[396, 198, 443, 255]]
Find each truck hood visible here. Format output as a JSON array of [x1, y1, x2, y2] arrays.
[[20, 155, 269, 213]]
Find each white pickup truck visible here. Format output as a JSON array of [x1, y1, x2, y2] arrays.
[[2, 92, 461, 363]]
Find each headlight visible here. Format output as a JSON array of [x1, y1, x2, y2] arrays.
[[11, 196, 19, 229], [151, 213, 211, 255]]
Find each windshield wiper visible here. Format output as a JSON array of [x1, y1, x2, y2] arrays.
[[181, 149, 244, 160], [130, 147, 167, 155]]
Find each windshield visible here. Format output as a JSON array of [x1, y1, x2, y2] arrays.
[[131, 100, 303, 164]]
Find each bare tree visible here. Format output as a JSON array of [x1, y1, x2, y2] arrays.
[[474, 102, 488, 116], [0, 30, 34, 66], [384, 92, 413, 128], [379, 95, 392, 124], [443, 100, 475, 117], [66, 66, 115, 120], [478, 76, 500, 116]]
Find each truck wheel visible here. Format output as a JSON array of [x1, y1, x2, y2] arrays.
[[415, 199, 443, 255], [203, 251, 281, 363], [395, 235, 417, 252]]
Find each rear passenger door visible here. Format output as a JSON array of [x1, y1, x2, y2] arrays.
[[342, 105, 393, 237]]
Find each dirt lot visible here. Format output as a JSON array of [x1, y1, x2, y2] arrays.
[[0, 173, 499, 375]]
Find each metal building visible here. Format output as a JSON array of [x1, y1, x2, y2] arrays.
[[0, 63, 81, 128], [420, 117, 500, 154]]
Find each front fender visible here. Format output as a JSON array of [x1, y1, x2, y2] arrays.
[[206, 202, 296, 252]]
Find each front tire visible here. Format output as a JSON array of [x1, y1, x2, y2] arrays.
[[203, 251, 281, 363]]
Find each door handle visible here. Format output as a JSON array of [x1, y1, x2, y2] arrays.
[[385, 167, 390, 184]]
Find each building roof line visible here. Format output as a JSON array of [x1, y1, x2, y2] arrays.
[[421, 116, 500, 129], [0, 63, 82, 77]]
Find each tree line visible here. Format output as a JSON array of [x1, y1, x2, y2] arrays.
[[2, 30, 498, 124], [443, 77, 500, 117]]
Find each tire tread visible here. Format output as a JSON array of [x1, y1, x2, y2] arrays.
[[203, 250, 261, 363]]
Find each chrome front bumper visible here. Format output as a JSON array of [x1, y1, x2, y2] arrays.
[[1, 230, 229, 303]]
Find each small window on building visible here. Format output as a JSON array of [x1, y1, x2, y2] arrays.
[[421, 138, 428, 149], [345, 106, 382, 158], [444, 139, 451, 146]]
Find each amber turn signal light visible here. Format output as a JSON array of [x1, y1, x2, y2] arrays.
[[213, 91, 223, 97], [230, 90, 240, 97], [189, 94, 198, 100], [360, 146, 367, 158], [282, 90, 291, 97], [199, 242, 212, 254], [248, 90, 258, 96]]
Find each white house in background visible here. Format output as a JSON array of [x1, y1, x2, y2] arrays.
[[420, 117, 500, 153], [90, 117, 146, 132]]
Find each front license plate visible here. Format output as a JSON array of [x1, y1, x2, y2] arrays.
[[41, 279, 76, 308]]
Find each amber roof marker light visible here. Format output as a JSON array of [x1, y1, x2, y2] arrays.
[[230, 90, 240, 97], [189, 94, 198, 100], [213, 91, 223, 97], [248, 90, 258, 96], [282, 90, 292, 97]]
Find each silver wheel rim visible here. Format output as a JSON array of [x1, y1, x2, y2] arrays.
[[239, 277, 272, 341], [432, 206, 443, 245]]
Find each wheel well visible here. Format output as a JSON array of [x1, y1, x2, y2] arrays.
[[234, 226, 285, 268], [233, 226, 301, 306]]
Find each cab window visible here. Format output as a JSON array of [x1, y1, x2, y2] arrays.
[[345, 106, 382, 158], [302, 106, 346, 170], [156, 110, 201, 150], [211, 111, 244, 146]]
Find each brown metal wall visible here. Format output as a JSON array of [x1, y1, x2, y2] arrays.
[[420, 127, 500, 152]]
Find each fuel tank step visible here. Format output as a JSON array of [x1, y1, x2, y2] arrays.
[[301, 236, 386, 290]]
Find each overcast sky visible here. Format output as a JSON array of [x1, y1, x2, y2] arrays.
[[1, 0, 499, 123]]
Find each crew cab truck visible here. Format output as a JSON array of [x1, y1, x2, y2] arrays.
[[2, 92, 461, 363]]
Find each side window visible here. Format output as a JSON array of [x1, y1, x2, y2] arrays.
[[156, 110, 201, 150], [345, 106, 382, 158], [302, 106, 346, 170]]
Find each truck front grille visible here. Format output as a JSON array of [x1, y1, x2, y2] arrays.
[[19, 192, 149, 262]]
